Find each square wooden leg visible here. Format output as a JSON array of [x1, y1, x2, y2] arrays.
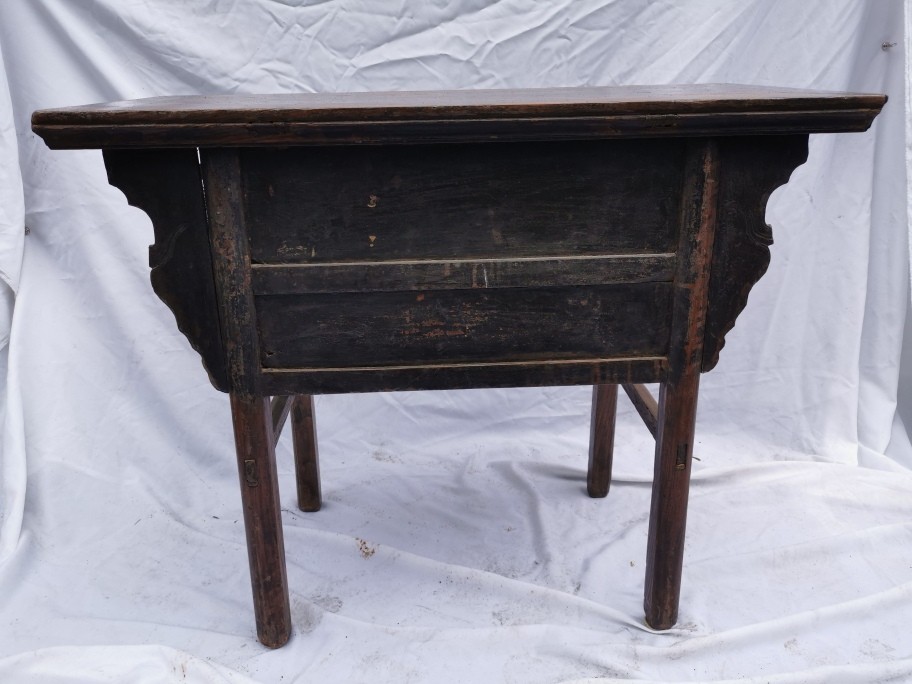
[[230, 393, 292, 648], [642, 138, 718, 630], [588, 383, 618, 498], [643, 375, 700, 629], [292, 394, 321, 512]]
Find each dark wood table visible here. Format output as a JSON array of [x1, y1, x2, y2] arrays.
[[32, 85, 885, 647]]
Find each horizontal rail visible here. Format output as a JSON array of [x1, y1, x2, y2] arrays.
[[260, 356, 667, 395], [251, 253, 675, 295]]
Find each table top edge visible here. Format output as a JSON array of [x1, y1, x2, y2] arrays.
[[31, 84, 888, 148]]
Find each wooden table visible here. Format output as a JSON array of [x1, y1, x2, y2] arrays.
[[32, 85, 885, 647]]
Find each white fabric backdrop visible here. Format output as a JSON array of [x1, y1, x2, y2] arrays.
[[0, 1, 910, 681]]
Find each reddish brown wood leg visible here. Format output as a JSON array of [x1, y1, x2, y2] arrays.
[[643, 374, 700, 629], [230, 393, 292, 648], [643, 138, 719, 630], [291, 394, 322, 512], [588, 383, 618, 498]]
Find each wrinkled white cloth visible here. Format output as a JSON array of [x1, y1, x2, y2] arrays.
[[0, 1, 910, 682]]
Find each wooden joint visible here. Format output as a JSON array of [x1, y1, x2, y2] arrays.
[[244, 459, 259, 487], [675, 444, 688, 470]]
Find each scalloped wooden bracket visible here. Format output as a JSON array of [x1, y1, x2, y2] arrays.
[[702, 135, 810, 371], [103, 149, 229, 391]]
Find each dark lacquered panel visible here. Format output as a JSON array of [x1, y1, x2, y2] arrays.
[[241, 140, 685, 264], [256, 283, 672, 369]]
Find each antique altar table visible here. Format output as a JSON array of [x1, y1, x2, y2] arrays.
[[32, 85, 886, 647]]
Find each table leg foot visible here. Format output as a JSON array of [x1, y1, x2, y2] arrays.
[[230, 393, 292, 648], [587, 383, 618, 498], [292, 394, 322, 512], [643, 376, 699, 630]]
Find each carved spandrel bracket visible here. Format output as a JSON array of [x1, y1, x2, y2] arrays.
[[103, 149, 229, 391], [702, 135, 810, 371]]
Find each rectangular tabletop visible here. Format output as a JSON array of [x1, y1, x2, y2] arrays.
[[32, 84, 886, 148]]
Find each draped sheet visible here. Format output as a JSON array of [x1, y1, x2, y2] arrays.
[[0, 1, 910, 681]]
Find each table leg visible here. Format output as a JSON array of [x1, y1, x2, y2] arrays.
[[587, 383, 618, 498], [230, 393, 292, 648], [642, 138, 718, 629], [292, 394, 322, 512], [643, 375, 699, 629]]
